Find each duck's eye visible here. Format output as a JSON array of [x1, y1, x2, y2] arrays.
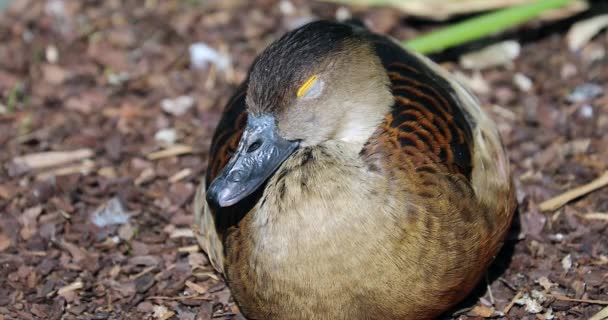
[[296, 75, 324, 99]]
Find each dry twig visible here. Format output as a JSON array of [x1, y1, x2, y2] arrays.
[[539, 171, 608, 211]]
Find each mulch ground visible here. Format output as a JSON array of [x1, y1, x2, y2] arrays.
[[0, 1, 607, 319]]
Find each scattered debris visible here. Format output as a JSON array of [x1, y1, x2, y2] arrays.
[[1, 1, 606, 319], [459, 41, 520, 70], [567, 14, 608, 51], [161, 96, 195, 116], [91, 197, 130, 227]]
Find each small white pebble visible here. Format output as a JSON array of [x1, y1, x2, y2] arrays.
[[154, 128, 177, 145], [189, 42, 230, 70], [515, 293, 544, 314], [459, 40, 521, 70], [279, 0, 296, 16], [560, 63, 577, 79], [161, 96, 195, 116], [562, 254, 572, 272], [568, 83, 603, 103], [107, 72, 130, 86], [335, 7, 352, 21], [579, 104, 594, 118], [513, 73, 533, 92], [91, 197, 130, 227], [46, 45, 59, 63], [45, 0, 65, 18], [548, 233, 565, 242]]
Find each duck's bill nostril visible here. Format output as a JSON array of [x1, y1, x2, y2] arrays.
[[247, 140, 262, 153]]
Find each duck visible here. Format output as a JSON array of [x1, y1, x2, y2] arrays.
[[193, 20, 516, 320]]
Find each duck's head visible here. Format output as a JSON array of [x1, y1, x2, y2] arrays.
[[207, 21, 393, 208]]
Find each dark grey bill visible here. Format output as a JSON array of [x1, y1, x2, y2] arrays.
[[206, 115, 299, 208]]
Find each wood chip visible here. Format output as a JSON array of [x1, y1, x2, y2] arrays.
[[549, 294, 608, 305], [147, 144, 193, 160], [146, 295, 210, 301], [35, 159, 95, 180], [471, 305, 495, 317], [153, 305, 175, 320], [539, 171, 608, 212], [178, 245, 200, 253], [12, 149, 94, 171], [578, 212, 608, 221], [169, 228, 194, 239], [169, 168, 192, 183], [589, 306, 608, 320], [0, 233, 11, 252], [185, 280, 208, 295], [57, 280, 84, 296]]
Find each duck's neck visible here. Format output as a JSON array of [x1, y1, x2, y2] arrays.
[[331, 93, 394, 151]]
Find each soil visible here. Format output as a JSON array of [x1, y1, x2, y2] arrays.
[[0, 1, 606, 319]]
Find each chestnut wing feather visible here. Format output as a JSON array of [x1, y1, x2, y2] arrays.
[[363, 37, 474, 179], [205, 83, 248, 188]]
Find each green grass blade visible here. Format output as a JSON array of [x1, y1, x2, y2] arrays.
[[404, 0, 575, 54]]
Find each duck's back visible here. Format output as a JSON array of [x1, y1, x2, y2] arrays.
[[358, 31, 516, 317]]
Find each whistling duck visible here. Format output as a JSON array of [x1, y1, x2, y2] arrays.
[[194, 20, 516, 320]]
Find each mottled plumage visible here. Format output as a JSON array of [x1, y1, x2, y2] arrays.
[[194, 20, 516, 320]]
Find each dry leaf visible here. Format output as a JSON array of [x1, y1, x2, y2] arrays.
[[536, 276, 557, 291], [589, 306, 608, 320], [471, 305, 495, 317], [0, 233, 11, 252], [567, 14, 608, 51]]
